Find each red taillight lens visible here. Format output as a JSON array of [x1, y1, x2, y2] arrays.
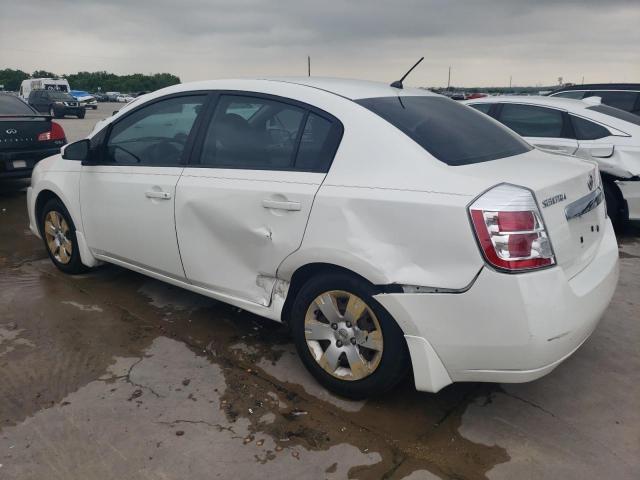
[[469, 185, 555, 272], [38, 122, 66, 142]]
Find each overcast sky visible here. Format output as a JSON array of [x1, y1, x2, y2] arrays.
[[1, 0, 639, 87]]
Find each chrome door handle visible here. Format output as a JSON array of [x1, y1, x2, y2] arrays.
[[262, 199, 301, 211], [145, 190, 172, 200]]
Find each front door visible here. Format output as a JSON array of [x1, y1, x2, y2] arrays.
[[80, 94, 208, 280], [175, 93, 342, 305]]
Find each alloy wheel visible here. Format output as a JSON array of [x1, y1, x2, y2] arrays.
[[304, 290, 384, 381], [44, 211, 73, 264]]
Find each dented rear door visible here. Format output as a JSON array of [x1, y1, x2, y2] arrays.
[[175, 169, 323, 306]]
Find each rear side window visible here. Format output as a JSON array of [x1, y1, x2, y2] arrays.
[[588, 104, 640, 126], [570, 116, 610, 140], [587, 91, 639, 112], [198, 95, 342, 172], [498, 104, 564, 138], [0, 95, 35, 115], [356, 96, 530, 166]]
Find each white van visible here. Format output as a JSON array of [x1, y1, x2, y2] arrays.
[[20, 78, 71, 101]]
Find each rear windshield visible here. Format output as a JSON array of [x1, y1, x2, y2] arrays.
[[0, 94, 36, 115], [356, 96, 531, 166], [588, 104, 640, 127]]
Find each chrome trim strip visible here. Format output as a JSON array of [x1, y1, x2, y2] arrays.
[[564, 187, 604, 220]]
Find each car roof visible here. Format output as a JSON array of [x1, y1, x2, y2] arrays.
[[549, 83, 640, 94], [261, 77, 438, 100], [161, 77, 438, 101], [463, 95, 594, 112]]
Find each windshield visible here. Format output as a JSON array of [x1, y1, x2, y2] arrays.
[[49, 91, 75, 101], [588, 104, 640, 127], [356, 96, 531, 166], [0, 94, 36, 115]]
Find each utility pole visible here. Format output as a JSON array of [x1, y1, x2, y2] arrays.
[[581, 76, 585, 85], [509, 75, 512, 88], [308, 56, 311, 77], [447, 66, 451, 90]]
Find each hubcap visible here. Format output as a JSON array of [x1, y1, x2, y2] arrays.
[[304, 290, 384, 381], [44, 211, 73, 264]]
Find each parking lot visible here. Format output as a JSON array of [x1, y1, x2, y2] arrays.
[[1, 109, 639, 479]]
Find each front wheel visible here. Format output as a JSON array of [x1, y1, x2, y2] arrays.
[[40, 198, 88, 274], [49, 106, 60, 119], [77, 110, 85, 119], [290, 273, 409, 399]]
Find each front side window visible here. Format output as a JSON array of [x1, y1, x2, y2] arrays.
[[356, 96, 531, 166], [570, 116, 610, 140], [199, 95, 306, 169], [470, 103, 493, 114], [498, 103, 564, 138], [105, 95, 205, 165]]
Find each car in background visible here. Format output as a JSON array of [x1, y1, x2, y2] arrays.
[[105, 92, 121, 102], [464, 95, 640, 228], [548, 84, 640, 116], [28, 90, 85, 119], [0, 93, 66, 179], [70, 90, 98, 110], [19, 78, 70, 101], [26, 78, 618, 399], [116, 94, 135, 103], [92, 93, 109, 102]]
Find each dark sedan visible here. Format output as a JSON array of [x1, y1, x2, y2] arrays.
[[0, 94, 67, 179]]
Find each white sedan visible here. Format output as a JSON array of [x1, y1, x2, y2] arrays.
[[27, 78, 618, 399], [464, 95, 640, 228]]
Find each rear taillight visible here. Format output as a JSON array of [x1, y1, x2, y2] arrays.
[[38, 122, 66, 142], [469, 184, 555, 272]]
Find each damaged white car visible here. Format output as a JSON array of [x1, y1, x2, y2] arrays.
[[27, 78, 619, 399], [464, 95, 640, 228]]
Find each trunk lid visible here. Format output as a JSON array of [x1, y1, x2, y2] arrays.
[[461, 149, 606, 279], [0, 116, 54, 152]]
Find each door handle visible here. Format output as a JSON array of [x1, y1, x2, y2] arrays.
[[145, 190, 172, 200], [262, 199, 301, 211]]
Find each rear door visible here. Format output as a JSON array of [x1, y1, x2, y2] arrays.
[[496, 103, 579, 155], [80, 93, 208, 279], [175, 93, 342, 306]]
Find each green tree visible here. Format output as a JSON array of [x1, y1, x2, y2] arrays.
[[0, 69, 30, 91]]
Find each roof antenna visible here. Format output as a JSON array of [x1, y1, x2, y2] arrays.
[[390, 57, 424, 89]]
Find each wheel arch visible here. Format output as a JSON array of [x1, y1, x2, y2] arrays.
[[279, 262, 398, 326]]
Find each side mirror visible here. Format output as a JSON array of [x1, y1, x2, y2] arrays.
[[62, 139, 90, 161]]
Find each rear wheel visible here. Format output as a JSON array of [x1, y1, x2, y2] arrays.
[[290, 273, 409, 399], [40, 198, 88, 274], [604, 181, 627, 231]]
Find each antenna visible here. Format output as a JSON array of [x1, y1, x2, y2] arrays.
[[308, 56, 311, 77], [390, 57, 424, 89]]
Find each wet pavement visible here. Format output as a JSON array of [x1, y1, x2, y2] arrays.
[[1, 151, 640, 478]]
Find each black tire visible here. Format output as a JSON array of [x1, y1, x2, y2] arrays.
[[290, 272, 409, 399], [49, 106, 60, 119], [40, 198, 89, 274], [603, 181, 627, 231], [77, 110, 85, 119]]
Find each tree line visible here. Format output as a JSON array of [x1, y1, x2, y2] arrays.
[[0, 68, 181, 93]]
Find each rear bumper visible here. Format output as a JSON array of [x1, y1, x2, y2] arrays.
[[374, 219, 619, 392], [0, 147, 60, 179]]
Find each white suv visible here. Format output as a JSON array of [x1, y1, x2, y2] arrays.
[[27, 78, 619, 399]]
